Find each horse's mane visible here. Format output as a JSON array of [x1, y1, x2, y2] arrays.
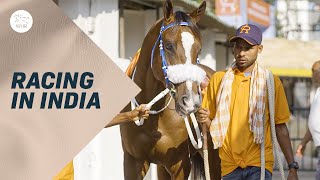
[[173, 11, 201, 41]]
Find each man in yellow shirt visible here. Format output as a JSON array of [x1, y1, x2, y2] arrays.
[[197, 24, 298, 179]]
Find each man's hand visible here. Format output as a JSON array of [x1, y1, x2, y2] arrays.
[[275, 123, 299, 180], [200, 76, 209, 95], [288, 169, 298, 180], [296, 129, 312, 158], [296, 144, 306, 158], [196, 108, 211, 129], [130, 104, 150, 121]]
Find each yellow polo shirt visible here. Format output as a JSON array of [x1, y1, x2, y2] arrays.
[[202, 69, 290, 176]]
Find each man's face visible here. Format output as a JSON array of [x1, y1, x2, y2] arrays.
[[312, 62, 320, 85], [233, 38, 263, 71]]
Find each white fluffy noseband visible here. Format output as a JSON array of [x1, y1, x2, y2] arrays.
[[166, 64, 206, 85]]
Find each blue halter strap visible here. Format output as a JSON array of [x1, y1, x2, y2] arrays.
[[151, 21, 200, 89]]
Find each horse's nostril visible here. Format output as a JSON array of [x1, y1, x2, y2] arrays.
[[182, 100, 187, 106], [182, 96, 188, 106]]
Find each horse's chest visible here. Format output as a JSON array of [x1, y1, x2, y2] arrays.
[[120, 113, 189, 160]]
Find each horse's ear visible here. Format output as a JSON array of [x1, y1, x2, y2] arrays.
[[163, 0, 174, 23], [189, 1, 206, 23]]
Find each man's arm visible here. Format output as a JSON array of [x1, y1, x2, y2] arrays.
[[296, 128, 312, 157], [276, 123, 298, 179], [105, 111, 135, 128], [105, 105, 150, 128]]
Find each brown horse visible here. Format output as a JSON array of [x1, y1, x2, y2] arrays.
[[120, 1, 220, 179]]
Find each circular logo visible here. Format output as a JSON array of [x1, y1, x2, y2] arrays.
[[10, 10, 33, 33]]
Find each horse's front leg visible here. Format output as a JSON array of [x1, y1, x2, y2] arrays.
[[157, 164, 171, 180], [207, 135, 221, 180], [123, 151, 150, 180]]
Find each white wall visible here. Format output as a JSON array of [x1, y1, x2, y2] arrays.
[[199, 29, 217, 70], [124, 10, 147, 59], [144, 9, 158, 34], [200, 30, 230, 71], [59, 0, 119, 59], [122, 9, 158, 59]]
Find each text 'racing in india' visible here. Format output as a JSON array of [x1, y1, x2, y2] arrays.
[[11, 72, 100, 109]]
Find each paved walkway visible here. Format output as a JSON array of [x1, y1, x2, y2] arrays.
[[273, 170, 316, 180]]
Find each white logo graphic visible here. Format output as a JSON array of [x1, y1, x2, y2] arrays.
[[220, 0, 237, 14], [10, 10, 33, 33]]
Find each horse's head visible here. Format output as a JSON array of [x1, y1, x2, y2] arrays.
[[150, 0, 206, 117]]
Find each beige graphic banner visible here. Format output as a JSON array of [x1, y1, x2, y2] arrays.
[[0, 0, 139, 179]]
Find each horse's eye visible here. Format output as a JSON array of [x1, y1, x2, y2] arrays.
[[165, 43, 173, 51]]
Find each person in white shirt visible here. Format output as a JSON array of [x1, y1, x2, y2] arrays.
[[296, 60, 320, 179]]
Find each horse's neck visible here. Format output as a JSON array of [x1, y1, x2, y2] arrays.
[[134, 65, 164, 104], [133, 20, 165, 104]]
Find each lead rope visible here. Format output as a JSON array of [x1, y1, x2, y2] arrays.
[[130, 67, 173, 126], [265, 70, 285, 180], [202, 124, 210, 180], [131, 88, 172, 126], [260, 112, 265, 180], [185, 114, 203, 149]]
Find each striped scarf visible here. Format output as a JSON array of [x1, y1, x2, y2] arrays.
[[210, 62, 267, 149]]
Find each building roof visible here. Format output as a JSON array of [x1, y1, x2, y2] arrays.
[[259, 38, 320, 77]]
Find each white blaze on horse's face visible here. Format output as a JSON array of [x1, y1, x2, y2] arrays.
[[167, 30, 203, 116], [181, 32, 194, 64], [183, 80, 201, 113]]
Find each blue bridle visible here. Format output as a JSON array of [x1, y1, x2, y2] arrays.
[[150, 21, 200, 90]]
